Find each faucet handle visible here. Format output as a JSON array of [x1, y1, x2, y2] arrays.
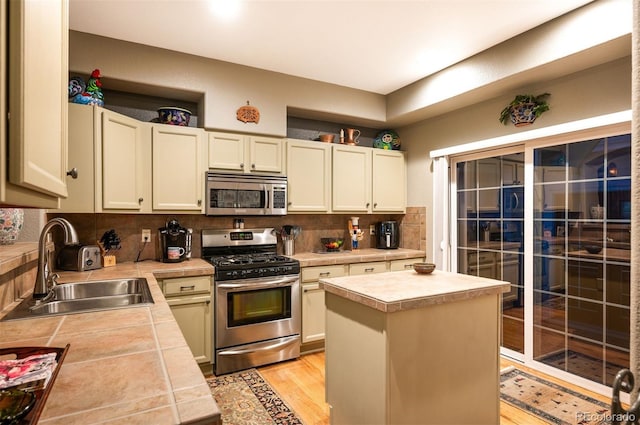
[[48, 273, 60, 289]]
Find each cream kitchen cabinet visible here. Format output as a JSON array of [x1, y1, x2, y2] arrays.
[[286, 139, 332, 212], [332, 145, 406, 213], [388, 258, 423, 272], [478, 158, 500, 211], [1, 0, 68, 208], [152, 125, 205, 212], [503, 160, 525, 186], [59, 104, 152, 213], [372, 149, 406, 212], [300, 257, 424, 350], [161, 276, 213, 366], [208, 131, 284, 175], [332, 144, 371, 212], [300, 264, 348, 346], [349, 261, 387, 276]]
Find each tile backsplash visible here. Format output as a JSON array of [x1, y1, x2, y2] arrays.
[[48, 207, 426, 263]]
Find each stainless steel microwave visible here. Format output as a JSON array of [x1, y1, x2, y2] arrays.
[[205, 172, 287, 216]]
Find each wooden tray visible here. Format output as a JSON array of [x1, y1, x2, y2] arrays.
[[0, 345, 70, 424]]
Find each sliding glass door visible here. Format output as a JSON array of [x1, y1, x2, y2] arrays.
[[532, 134, 630, 386], [452, 131, 631, 389], [455, 148, 525, 356]]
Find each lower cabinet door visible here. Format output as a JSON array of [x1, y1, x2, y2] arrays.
[[302, 282, 325, 344], [167, 294, 212, 364]]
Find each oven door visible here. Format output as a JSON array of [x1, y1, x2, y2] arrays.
[[215, 274, 301, 349]]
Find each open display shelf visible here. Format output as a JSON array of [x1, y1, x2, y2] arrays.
[[0, 345, 70, 424]]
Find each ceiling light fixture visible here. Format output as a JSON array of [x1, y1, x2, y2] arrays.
[[208, 0, 242, 20]]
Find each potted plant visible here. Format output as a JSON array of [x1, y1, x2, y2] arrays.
[[499, 93, 550, 126]]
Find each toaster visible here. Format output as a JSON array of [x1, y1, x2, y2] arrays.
[[57, 244, 102, 271]]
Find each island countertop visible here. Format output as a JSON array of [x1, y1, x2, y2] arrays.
[[319, 269, 510, 313]]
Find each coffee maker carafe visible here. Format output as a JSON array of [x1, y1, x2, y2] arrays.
[[159, 219, 192, 263]]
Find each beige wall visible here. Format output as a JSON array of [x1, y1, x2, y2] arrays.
[[399, 56, 631, 261], [69, 31, 387, 136]]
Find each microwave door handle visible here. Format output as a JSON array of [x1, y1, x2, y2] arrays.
[[264, 185, 269, 209]]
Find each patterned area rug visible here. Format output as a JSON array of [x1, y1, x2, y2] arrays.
[[500, 367, 611, 425], [207, 368, 304, 425], [540, 350, 625, 386]]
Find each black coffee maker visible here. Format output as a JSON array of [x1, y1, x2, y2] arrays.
[[159, 219, 192, 263], [376, 221, 399, 249]]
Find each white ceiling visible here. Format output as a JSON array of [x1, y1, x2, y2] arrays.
[[69, 0, 594, 95]]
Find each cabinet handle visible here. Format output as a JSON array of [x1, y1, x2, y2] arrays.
[[374, 203, 378, 208], [319, 272, 330, 277], [180, 285, 196, 292], [239, 163, 244, 169], [138, 197, 144, 204], [365, 268, 374, 272], [366, 202, 370, 207], [251, 163, 256, 169], [404, 264, 413, 269], [288, 201, 292, 206], [66, 168, 78, 179], [197, 199, 202, 206]]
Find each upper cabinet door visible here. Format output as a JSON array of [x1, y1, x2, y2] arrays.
[[248, 136, 283, 174], [101, 109, 149, 211], [8, 0, 68, 198], [152, 126, 204, 212], [207, 132, 245, 171], [332, 145, 371, 212], [286, 139, 331, 212], [372, 150, 406, 213]]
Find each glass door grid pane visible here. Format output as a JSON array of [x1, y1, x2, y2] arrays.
[[455, 152, 525, 354], [532, 133, 630, 387]]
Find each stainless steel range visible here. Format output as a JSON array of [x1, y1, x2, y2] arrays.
[[202, 228, 301, 375]]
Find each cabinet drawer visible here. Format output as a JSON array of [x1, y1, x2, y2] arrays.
[[349, 262, 387, 275], [302, 265, 348, 282], [389, 258, 424, 272], [501, 253, 520, 263], [163, 276, 212, 296], [468, 252, 495, 265]]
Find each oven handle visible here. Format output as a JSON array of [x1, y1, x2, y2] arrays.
[[217, 335, 299, 356], [216, 275, 299, 290]]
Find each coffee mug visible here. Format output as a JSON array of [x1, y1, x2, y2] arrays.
[[168, 246, 185, 260]]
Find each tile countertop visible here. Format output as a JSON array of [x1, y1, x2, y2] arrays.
[[319, 269, 510, 313], [0, 254, 220, 425], [292, 248, 425, 267]]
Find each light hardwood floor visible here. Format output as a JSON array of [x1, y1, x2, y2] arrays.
[[258, 351, 612, 425]]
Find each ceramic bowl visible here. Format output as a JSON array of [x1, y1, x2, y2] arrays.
[[319, 134, 335, 143], [413, 262, 436, 274], [157, 107, 192, 126], [584, 245, 602, 254], [321, 238, 344, 252]]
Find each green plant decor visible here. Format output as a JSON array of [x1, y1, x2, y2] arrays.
[[499, 93, 550, 126]]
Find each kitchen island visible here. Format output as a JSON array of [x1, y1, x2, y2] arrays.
[[319, 269, 509, 425], [0, 249, 220, 425]]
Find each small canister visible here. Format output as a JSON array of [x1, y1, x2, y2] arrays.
[[284, 239, 294, 256]]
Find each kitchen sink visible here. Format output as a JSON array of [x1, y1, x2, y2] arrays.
[[1, 278, 154, 321]]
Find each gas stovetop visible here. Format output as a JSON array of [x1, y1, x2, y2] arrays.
[[208, 253, 294, 267], [201, 228, 300, 281]]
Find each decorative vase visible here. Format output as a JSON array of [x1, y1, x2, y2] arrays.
[[0, 208, 24, 245], [509, 103, 538, 127]]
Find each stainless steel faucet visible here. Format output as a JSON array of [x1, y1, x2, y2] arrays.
[[33, 218, 79, 299]]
